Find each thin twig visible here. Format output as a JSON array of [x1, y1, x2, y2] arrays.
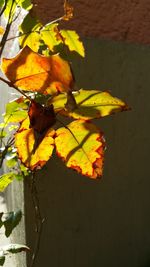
[[0, 76, 32, 101], [6, 16, 64, 42], [0, 0, 8, 17], [29, 172, 45, 267], [0, 0, 15, 57]]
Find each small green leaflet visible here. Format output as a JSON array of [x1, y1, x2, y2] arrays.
[[4, 100, 28, 124], [3, 210, 22, 237], [0, 244, 29, 266], [0, 173, 16, 192]]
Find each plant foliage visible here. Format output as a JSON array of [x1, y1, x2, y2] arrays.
[[0, 0, 129, 265]]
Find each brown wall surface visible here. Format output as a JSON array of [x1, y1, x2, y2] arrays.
[[25, 38, 150, 267], [33, 0, 150, 45]]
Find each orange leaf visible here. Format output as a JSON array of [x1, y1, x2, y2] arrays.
[[55, 120, 105, 179], [1, 46, 74, 94], [15, 117, 55, 170]]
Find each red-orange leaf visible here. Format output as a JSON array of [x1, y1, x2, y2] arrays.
[[28, 100, 56, 134], [1, 46, 74, 94], [15, 118, 55, 170], [55, 120, 105, 179]]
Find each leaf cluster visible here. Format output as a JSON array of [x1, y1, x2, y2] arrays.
[[0, 0, 130, 265]]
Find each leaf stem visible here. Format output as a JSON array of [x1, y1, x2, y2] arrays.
[[0, 76, 32, 101], [29, 172, 45, 267], [6, 16, 64, 42]]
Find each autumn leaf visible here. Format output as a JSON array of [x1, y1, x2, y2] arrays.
[[0, 26, 4, 36], [40, 23, 61, 52], [63, 0, 74, 21], [15, 117, 55, 170], [19, 13, 42, 52], [60, 30, 85, 57], [1, 46, 74, 94], [28, 100, 56, 133], [0, 173, 16, 192], [50, 89, 129, 120], [55, 120, 105, 178]]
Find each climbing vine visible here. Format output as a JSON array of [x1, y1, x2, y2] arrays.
[[0, 0, 129, 265]]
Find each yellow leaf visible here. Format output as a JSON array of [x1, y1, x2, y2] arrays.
[[0, 26, 4, 35], [15, 117, 55, 170], [41, 23, 61, 52], [50, 89, 129, 119], [1, 46, 74, 94], [19, 13, 42, 52], [60, 30, 85, 57], [55, 120, 105, 179], [0, 173, 15, 192]]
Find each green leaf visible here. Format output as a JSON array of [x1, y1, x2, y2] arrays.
[[41, 23, 61, 52], [20, 164, 30, 176], [4, 100, 28, 123], [60, 30, 85, 57], [0, 255, 5, 266], [4, 110, 27, 123], [4, 0, 16, 19], [50, 89, 129, 120], [55, 120, 105, 178], [4, 210, 22, 237], [6, 157, 17, 168], [19, 13, 42, 52], [0, 130, 7, 138], [0, 173, 15, 192], [0, 244, 29, 255], [18, 0, 33, 11], [0, 0, 4, 8]]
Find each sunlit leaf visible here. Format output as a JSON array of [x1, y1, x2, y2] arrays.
[[0, 26, 4, 36], [6, 157, 17, 168], [15, 117, 55, 170], [4, 100, 28, 123], [60, 30, 85, 57], [0, 173, 16, 192], [55, 120, 105, 178], [19, 13, 42, 52], [50, 89, 129, 120], [41, 23, 61, 52], [3, 210, 22, 237], [1, 46, 74, 94], [4, 0, 16, 20], [19, 0, 33, 11], [0, 130, 6, 138]]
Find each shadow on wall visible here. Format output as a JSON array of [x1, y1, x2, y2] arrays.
[[25, 38, 150, 267]]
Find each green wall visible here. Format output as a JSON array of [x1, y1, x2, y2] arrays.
[[25, 38, 150, 267]]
